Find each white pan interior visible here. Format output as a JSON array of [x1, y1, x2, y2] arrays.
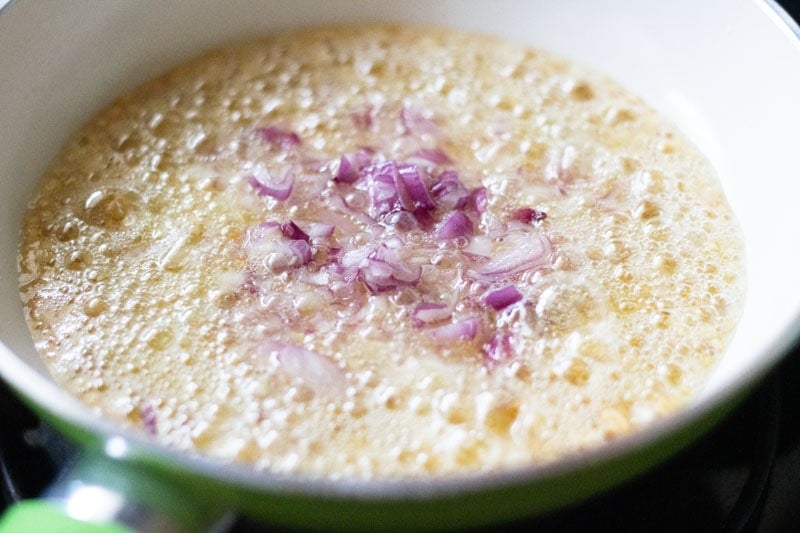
[[1, 0, 800, 478]]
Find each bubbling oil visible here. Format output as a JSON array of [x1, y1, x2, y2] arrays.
[[18, 26, 744, 478]]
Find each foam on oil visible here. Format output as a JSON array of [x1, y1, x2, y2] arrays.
[[18, 26, 744, 478]]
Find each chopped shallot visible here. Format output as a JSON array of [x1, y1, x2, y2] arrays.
[[245, 222, 313, 272], [361, 242, 421, 293], [511, 207, 548, 224], [303, 222, 336, 239], [462, 235, 494, 259], [436, 211, 474, 240], [256, 126, 302, 149], [396, 163, 435, 212], [248, 165, 293, 200], [354, 149, 373, 169], [340, 239, 421, 294], [413, 208, 435, 231], [364, 161, 402, 219], [351, 106, 374, 130], [335, 155, 359, 183], [280, 221, 310, 243], [260, 341, 346, 396], [430, 171, 469, 210], [140, 405, 158, 436], [466, 187, 488, 214], [474, 233, 552, 280], [383, 209, 419, 231], [412, 148, 452, 165], [427, 317, 479, 342], [400, 105, 437, 134], [237, 144, 557, 369], [484, 285, 523, 310], [286, 239, 312, 265], [483, 331, 516, 365], [412, 303, 452, 325]]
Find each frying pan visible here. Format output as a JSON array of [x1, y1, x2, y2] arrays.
[[1, 1, 800, 531]]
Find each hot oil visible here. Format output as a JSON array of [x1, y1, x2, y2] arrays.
[[18, 26, 745, 478]]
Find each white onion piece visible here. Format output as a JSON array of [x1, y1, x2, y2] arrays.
[[372, 248, 420, 284], [427, 317, 479, 342], [247, 164, 294, 200], [245, 222, 282, 246], [324, 194, 379, 234], [216, 271, 247, 294], [473, 233, 552, 279], [360, 258, 398, 292], [412, 302, 452, 325], [365, 246, 421, 292], [260, 341, 346, 396], [462, 235, 493, 259], [339, 238, 421, 293], [382, 235, 405, 249], [297, 269, 331, 287], [302, 222, 336, 239], [245, 222, 312, 273], [383, 209, 419, 231], [341, 245, 374, 269]]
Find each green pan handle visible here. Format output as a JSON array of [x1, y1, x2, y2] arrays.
[[0, 500, 133, 533], [0, 452, 227, 532]]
